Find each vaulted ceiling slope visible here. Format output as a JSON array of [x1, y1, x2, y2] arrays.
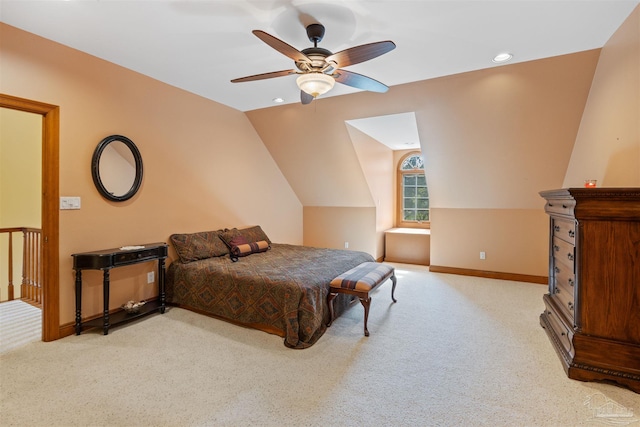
[[1, 0, 637, 112], [246, 50, 601, 209]]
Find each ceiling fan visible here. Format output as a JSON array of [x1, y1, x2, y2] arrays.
[[231, 23, 396, 105]]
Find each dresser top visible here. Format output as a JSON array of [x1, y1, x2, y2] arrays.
[[540, 188, 640, 220], [540, 187, 640, 200]]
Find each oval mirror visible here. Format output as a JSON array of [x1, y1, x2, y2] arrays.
[[91, 135, 143, 202]]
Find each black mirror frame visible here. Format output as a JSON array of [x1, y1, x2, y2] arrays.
[[91, 134, 143, 202]]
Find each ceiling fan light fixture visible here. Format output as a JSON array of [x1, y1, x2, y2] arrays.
[[296, 73, 335, 98]]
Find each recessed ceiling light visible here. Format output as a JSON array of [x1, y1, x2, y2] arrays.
[[492, 53, 513, 63], [272, 97, 284, 103]]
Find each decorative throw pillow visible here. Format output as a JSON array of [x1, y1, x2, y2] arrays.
[[228, 235, 270, 262], [170, 230, 228, 263], [239, 225, 271, 244], [219, 225, 272, 248], [219, 228, 242, 249]]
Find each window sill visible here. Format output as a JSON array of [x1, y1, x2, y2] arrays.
[[386, 228, 431, 235]]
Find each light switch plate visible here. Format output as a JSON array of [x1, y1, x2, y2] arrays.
[[60, 197, 81, 210]]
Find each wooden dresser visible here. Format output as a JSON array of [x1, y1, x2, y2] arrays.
[[539, 188, 640, 393]]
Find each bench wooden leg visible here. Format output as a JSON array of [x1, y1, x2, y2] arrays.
[[327, 292, 338, 327], [391, 273, 397, 303], [359, 295, 371, 337]]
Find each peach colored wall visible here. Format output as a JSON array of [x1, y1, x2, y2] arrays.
[[430, 208, 549, 276], [248, 50, 599, 277], [384, 228, 430, 265], [303, 206, 376, 256], [347, 125, 394, 259], [0, 108, 42, 300], [1, 24, 302, 324], [564, 5, 640, 187]]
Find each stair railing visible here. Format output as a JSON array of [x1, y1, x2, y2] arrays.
[[0, 227, 42, 305]]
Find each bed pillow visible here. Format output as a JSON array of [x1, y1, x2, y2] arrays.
[[238, 225, 272, 245], [220, 225, 272, 247], [228, 235, 270, 262], [170, 230, 228, 263]]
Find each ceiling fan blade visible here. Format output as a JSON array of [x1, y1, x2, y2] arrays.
[[252, 30, 311, 63], [231, 69, 296, 83], [300, 91, 314, 105], [333, 69, 389, 93], [325, 41, 396, 68]]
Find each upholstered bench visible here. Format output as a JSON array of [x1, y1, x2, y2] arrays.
[[327, 262, 397, 336]]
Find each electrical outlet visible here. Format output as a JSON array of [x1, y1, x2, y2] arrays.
[[480, 251, 486, 260], [147, 271, 155, 284], [344, 242, 349, 249]]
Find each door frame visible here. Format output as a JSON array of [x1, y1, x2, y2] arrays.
[[1, 93, 60, 342]]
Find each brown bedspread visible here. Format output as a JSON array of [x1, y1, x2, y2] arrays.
[[166, 243, 374, 349]]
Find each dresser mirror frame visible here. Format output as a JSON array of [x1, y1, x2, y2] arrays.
[[91, 134, 143, 202]]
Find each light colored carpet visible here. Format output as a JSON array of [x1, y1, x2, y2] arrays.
[[1, 264, 638, 426], [0, 299, 41, 355]]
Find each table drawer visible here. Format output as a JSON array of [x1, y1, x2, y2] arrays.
[[114, 248, 163, 265]]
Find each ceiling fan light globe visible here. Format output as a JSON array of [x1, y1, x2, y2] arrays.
[[297, 73, 335, 97]]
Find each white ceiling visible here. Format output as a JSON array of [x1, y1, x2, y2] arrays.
[[1, 0, 637, 114], [1, 1, 637, 151]]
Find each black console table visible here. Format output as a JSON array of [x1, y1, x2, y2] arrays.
[[72, 243, 168, 335]]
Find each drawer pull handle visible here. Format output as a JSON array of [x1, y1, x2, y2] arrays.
[[568, 278, 574, 287], [568, 230, 575, 238], [567, 253, 574, 261], [548, 203, 554, 207], [553, 245, 560, 252], [554, 225, 560, 232], [562, 204, 567, 209], [568, 302, 574, 311], [554, 287, 560, 294], [554, 266, 560, 274]]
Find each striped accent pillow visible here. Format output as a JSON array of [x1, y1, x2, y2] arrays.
[[330, 262, 394, 291], [229, 236, 270, 262]]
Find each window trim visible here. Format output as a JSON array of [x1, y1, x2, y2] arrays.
[[396, 151, 430, 229]]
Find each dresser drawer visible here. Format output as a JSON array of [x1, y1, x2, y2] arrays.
[[552, 236, 575, 270], [552, 217, 576, 245], [552, 278, 575, 318], [544, 305, 574, 356], [545, 198, 575, 217], [553, 263, 575, 294], [552, 268, 575, 320]]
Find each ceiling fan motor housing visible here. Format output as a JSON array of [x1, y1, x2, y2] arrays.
[[306, 23, 325, 45], [297, 47, 334, 73]]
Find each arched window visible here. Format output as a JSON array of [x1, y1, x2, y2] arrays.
[[397, 152, 429, 227]]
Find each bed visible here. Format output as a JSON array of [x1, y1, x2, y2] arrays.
[[166, 226, 375, 349]]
